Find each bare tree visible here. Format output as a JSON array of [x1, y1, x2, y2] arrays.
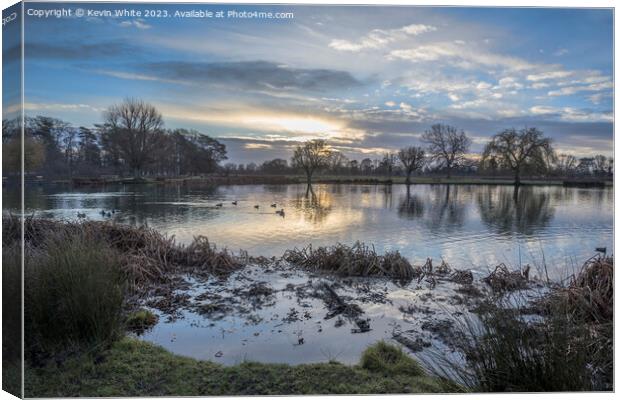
[[421, 124, 471, 178], [102, 98, 165, 177], [556, 153, 577, 176], [380, 152, 397, 177], [291, 139, 332, 184], [483, 127, 555, 186], [398, 146, 426, 184]]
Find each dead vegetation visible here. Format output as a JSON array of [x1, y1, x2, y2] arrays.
[[482, 263, 531, 292], [4, 215, 243, 289], [283, 242, 416, 280]]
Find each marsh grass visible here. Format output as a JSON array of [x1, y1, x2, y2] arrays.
[[25, 231, 126, 359], [284, 242, 416, 280], [429, 255, 613, 392], [2, 243, 23, 396]]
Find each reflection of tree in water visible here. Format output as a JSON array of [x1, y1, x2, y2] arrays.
[[397, 185, 424, 220], [425, 185, 466, 231], [291, 184, 332, 225], [477, 186, 555, 235]]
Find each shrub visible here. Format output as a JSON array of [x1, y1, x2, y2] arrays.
[[25, 231, 125, 357], [360, 341, 425, 377]]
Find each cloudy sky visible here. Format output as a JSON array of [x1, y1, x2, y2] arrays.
[[9, 3, 614, 163]]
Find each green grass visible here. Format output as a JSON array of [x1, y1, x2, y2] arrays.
[[25, 339, 452, 396], [2, 244, 23, 397]]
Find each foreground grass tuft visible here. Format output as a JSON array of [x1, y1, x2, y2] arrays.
[[25, 339, 449, 396], [360, 340, 425, 377]]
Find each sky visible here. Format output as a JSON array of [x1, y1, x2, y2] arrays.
[[5, 3, 614, 164]]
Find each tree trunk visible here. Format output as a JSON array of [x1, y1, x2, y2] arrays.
[[405, 171, 411, 185], [514, 169, 521, 187]]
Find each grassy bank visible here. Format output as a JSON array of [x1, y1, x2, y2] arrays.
[[64, 174, 613, 187], [25, 338, 451, 396]]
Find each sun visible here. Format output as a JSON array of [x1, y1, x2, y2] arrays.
[[242, 115, 342, 136]]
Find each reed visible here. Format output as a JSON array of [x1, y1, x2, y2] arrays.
[[283, 242, 417, 280]]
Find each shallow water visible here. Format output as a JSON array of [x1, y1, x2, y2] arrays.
[[137, 264, 489, 366], [11, 182, 613, 280]]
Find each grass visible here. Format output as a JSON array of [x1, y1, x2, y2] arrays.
[[25, 231, 126, 359], [2, 243, 23, 397], [432, 255, 613, 392], [125, 309, 159, 334], [284, 241, 417, 280], [25, 339, 450, 396]]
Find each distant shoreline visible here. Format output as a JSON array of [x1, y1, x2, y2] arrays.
[[7, 174, 614, 188]]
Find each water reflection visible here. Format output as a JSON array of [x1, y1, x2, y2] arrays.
[[477, 186, 555, 236], [398, 185, 424, 220], [8, 183, 613, 279], [291, 184, 333, 225]]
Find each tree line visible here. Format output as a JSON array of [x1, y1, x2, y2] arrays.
[[2, 99, 613, 184], [286, 124, 613, 186], [2, 98, 227, 178]]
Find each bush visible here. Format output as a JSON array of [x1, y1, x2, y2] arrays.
[[25, 232, 126, 357], [360, 341, 425, 377]]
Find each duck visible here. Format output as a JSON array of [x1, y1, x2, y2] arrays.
[[76, 212, 86, 219], [254, 205, 260, 209], [232, 201, 238, 205], [106, 212, 112, 218], [270, 203, 277, 208], [276, 209, 285, 217], [100, 209, 106, 216], [215, 203, 223, 207]]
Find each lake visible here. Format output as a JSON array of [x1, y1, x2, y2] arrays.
[[8, 182, 613, 280]]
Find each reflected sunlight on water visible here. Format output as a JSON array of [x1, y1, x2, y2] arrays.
[[9, 183, 613, 280]]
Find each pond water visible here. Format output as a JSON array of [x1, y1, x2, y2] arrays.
[[8, 182, 613, 280]]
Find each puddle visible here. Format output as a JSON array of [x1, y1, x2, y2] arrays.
[[138, 264, 489, 366]]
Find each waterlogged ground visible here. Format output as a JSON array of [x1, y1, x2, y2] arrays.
[[136, 262, 520, 366]]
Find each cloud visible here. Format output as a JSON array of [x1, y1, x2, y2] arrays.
[[529, 105, 612, 122], [553, 48, 569, 56], [140, 61, 363, 92], [548, 81, 612, 97], [389, 42, 536, 71], [119, 18, 152, 29], [526, 70, 573, 81], [23, 41, 138, 60], [329, 23, 436, 52]]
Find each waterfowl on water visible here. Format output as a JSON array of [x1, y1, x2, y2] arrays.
[[270, 203, 277, 208], [77, 212, 86, 219], [215, 203, 223, 207], [106, 212, 112, 218], [276, 209, 285, 217], [232, 201, 238, 205], [100, 210, 106, 216], [254, 205, 260, 209]]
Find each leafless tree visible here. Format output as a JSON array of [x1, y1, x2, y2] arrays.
[[483, 127, 555, 186], [103, 98, 165, 177], [421, 124, 471, 178], [398, 146, 426, 184], [291, 139, 332, 184], [556, 153, 577, 176]]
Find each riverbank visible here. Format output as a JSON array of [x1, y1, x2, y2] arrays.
[[25, 338, 452, 396], [39, 174, 613, 187], [5, 217, 613, 394]]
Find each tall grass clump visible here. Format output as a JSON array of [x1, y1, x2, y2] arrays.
[[25, 231, 126, 359], [284, 242, 417, 280], [431, 255, 613, 392], [2, 243, 23, 396]]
